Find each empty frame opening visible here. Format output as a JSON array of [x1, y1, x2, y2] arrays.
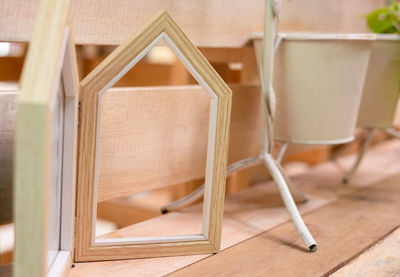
[[93, 35, 217, 245]]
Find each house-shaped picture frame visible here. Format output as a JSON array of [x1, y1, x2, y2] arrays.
[[75, 11, 232, 261], [14, 0, 79, 276]]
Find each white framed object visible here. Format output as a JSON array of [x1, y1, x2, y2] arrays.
[[14, 0, 79, 276]]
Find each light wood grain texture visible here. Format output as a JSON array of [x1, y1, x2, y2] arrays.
[[0, 0, 385, 46], [1, 84, 343, 214], [0, 83, 260, 213], [97, 84, 259, 202], [69, 140, 400, 277], [169, 174, 400, 277], [97, 179, 205, 229], [278, 0, 385, 32], [97, 197, 162, 228], [332, 227, 400, 277], [76, 11, 231, 261], [13, 0, 78, 276], [71, 180, 329, 276]]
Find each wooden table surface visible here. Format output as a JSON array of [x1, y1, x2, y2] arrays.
[[68, 139, 400, 277]]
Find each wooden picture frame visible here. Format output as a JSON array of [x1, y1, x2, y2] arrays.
[[14, 0, 79, 276], [75, 11, 232, 261]]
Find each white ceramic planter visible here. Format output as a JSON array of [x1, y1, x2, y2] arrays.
[[271, 33, 373, 144], [357, 35, 400, 128]]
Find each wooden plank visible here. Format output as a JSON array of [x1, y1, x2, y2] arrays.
[[169, 173, 400, 277], [1, 0, 264, 47], [1, 85, 395, 207], [97, 199, 161, 228], [96, 84, 260, 202], [332, 227, 400, 277], [279, 0, 385, 33], [0, 0, 384, 46], [69, 140, 400, 277], [70, 181, 329, 277], [0, 86, 344, 215], [97, 179, 206, 229], [0, 83, 260, 216]]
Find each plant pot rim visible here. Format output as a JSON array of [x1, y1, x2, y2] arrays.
[[253, 32, 400, 41], [275, 136, 355, 146], [374, 33, 400, 41]]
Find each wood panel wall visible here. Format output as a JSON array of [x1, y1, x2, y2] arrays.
[[0, 0, 386, 46]]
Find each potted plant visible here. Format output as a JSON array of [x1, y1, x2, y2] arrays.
[[343, 1, 400, 182], [357, 2, 400, 129]]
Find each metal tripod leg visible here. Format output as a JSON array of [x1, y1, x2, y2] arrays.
[[276, 142, 289, 164], [162, 153, 317, 251], [276, 160, 309, 204], [161, 185, 205, 214], [264, 153, 317, 251], [161, 152, 308, 212], [276, 142, 308, 203], [161, 155, 264, 213], [342, 129, 377, 184]]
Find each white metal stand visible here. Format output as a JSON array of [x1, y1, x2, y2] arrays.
[[161, 151, 308, 214], [343, 127, 400, 183], [161, 150, 316, 251], [277, 141, 289, 163], [161, 155, 264, 214], [162, 0, 317, 252]]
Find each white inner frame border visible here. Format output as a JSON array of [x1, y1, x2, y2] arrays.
[[93, 32, 219, 246], [47, 27, 78, 276]]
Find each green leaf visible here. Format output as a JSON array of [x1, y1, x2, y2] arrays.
[[366, 8, 393, 33], [365, 3, 400, 34]]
